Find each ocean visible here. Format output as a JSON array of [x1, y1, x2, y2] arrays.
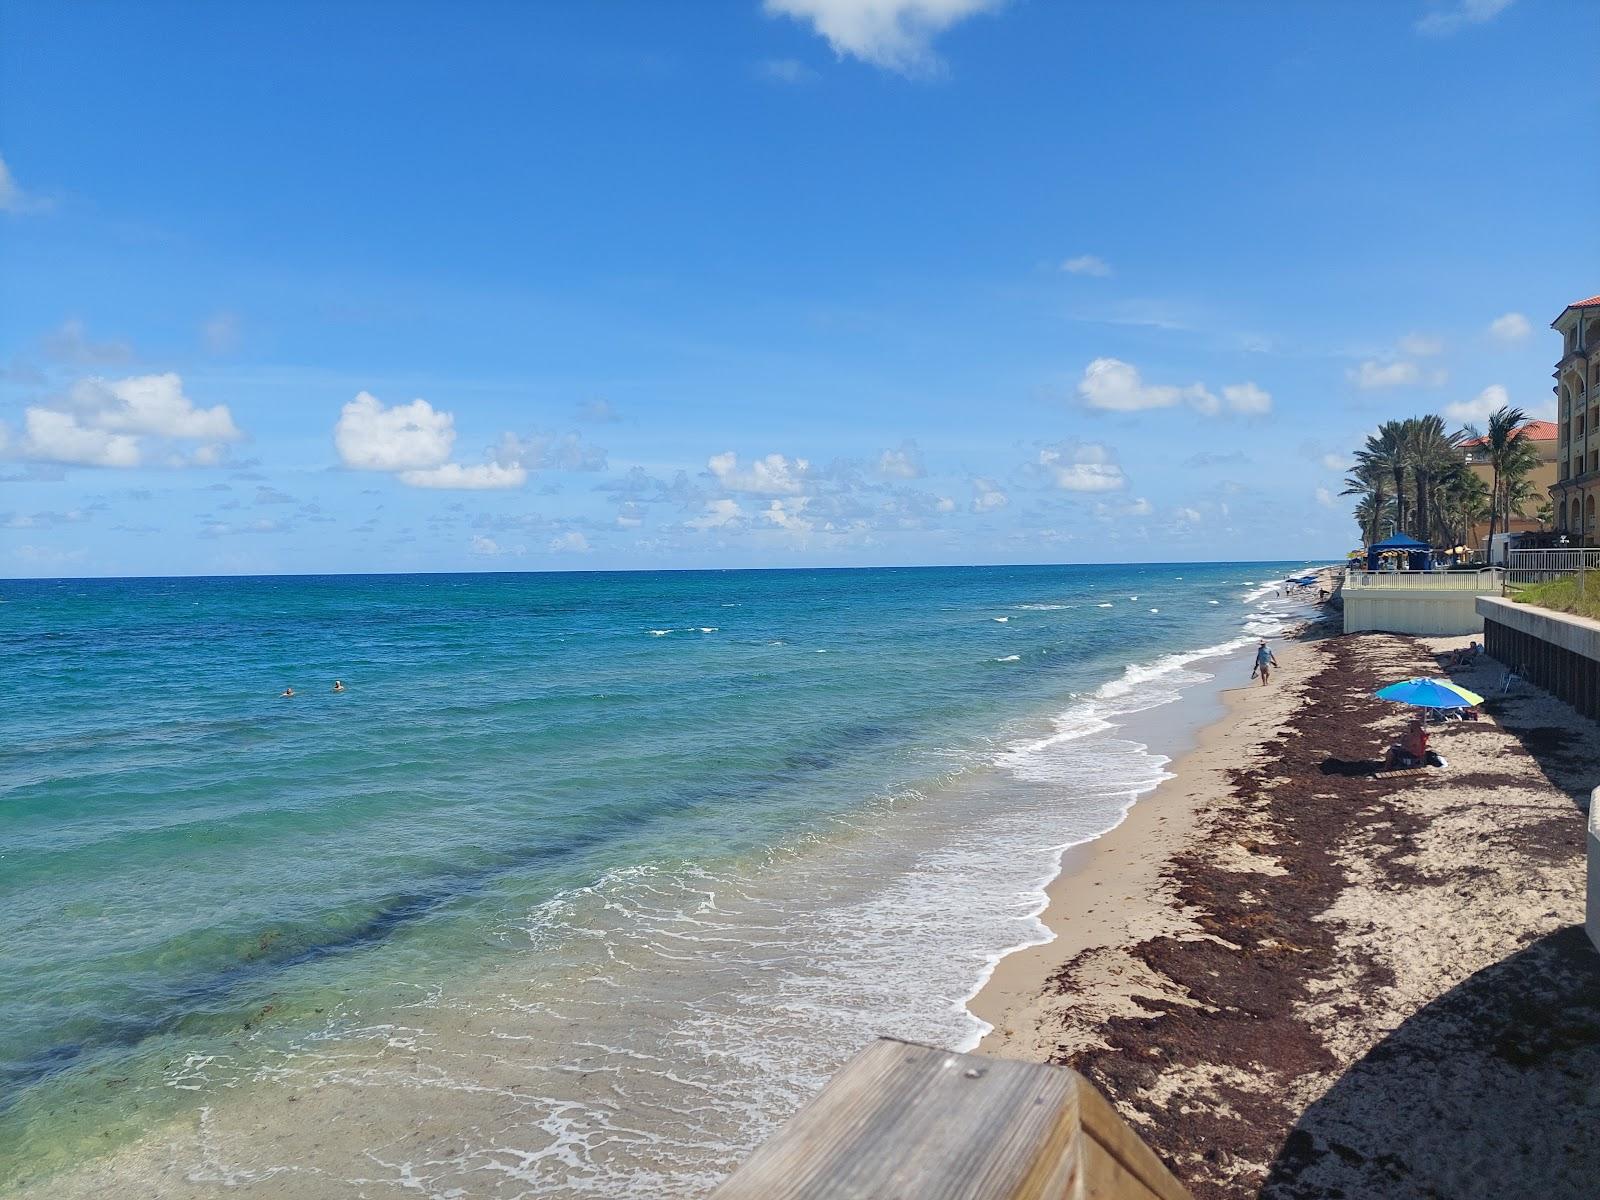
[[0, 563, 1318, 1196]]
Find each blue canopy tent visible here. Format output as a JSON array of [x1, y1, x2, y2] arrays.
[[1366, 532, 1432, 572]]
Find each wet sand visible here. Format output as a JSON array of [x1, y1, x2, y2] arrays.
[[973, 615, 1600, 1198]]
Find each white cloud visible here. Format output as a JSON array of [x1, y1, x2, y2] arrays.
[[16, 373, 241, 469], [469, 535, 502, 556], [399, 462, 528, 489], [876, 440, 925, 479], [1036, 442, 1127, 492], [1397, 332, 1444, 357], [1077, 358, 1265, 416], [21, 408, 141, 467], [1347, 359, 1447, 390], [1442, 383, 1511, 425], [1078, 358, 1210, 412], [971, 477, 1007, 513], [0, 154, 49, 215], [549, 531, 591, 553], [1221, 382, 1272, 415], [1315, 486, 1337, 508], [1416, 0, 1515, 36], [1061, 254, 1111, 277], [1126, 497, 1153, 516], [763, 497, 814, 533], [707, 450, 810, 494], [492, 431, 607, 473], [764, 0, 1002, 75], [1175, 506, 1202, 524], [687, 498, 744, 530], [1488, 311, 1531, 345], [335, 392, 454, 471], [935, 496, 956, 513], [1321, 452, 1350, 471]]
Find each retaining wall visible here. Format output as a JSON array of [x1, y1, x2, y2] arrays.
[[1476, 597, 1600, 720]]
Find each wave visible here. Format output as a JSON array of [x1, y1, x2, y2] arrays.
[[993, 655, 1021, 663], [1096, 602, 1113, 608], [1016, 603, 1071, 611], [991, 616, 1009, 623]]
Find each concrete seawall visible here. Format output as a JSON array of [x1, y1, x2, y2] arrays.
[[1476, 597, 1600, 720], [1591, 789, 1600, 955]]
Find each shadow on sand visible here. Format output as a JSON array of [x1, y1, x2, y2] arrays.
[[1262, 925, 1600, 1199]]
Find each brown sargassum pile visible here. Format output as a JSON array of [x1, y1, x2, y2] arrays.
[[1050, 631, 1600, 1199]]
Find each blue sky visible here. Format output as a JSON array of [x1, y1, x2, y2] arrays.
[[2, 0, 1595, 576]]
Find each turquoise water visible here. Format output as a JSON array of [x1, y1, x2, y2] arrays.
[[0, 563, 1314, 1194]]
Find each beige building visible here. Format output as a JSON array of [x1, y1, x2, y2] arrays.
[[1462, 418, 1558, 546], [1551, 295, 1600, 543]]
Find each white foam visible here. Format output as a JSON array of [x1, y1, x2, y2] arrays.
[[1096, 602, 1113, 608], [993, 655, 1020, 663], [991, 616, 1009, 623]]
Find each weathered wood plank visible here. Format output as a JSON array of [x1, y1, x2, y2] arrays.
[[708, 1038, 1191, 1200], [1075, 1069, 1192, 1200]]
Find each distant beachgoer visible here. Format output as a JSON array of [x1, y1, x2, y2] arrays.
[[281, 687, 295, 698], [1251, 640, 1279, 686], [332, 680, 346, 692]]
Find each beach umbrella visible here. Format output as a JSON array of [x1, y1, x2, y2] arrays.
[[1373, 678, 1484, 709]]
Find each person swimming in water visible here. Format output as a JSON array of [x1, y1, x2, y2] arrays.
[[281, 686, 295, 698], [1251, 640, 1279, 686], [332, 680, 345, 692]]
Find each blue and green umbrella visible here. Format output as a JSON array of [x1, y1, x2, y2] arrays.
[[1373, 678, 1484, 709]]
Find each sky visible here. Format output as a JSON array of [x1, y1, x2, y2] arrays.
[[2, 0, 1597, 577]]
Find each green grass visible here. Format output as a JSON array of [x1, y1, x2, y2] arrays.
[[1509, 575, 1600, 621]]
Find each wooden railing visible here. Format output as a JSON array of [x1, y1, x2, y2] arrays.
[[710, 1038, 1192, 1200]]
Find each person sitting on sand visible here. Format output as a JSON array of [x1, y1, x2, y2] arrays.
[[332, 680, 346, 692], [281, 687, 295, 698], [1251, 640, 1279, 686], [1391, 719, 1446, 768]]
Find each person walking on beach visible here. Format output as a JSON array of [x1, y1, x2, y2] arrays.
[[1251, 640, 1279, 686]]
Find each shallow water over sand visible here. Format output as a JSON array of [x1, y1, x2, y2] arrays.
[[0, 564, 1314, 1195]]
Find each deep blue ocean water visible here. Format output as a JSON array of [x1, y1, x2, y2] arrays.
[[0, 563, 1317, 1194]]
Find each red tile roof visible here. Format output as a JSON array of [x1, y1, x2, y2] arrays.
[[1461, 419, 1558, 447], [1567, 295, 1600, 308]]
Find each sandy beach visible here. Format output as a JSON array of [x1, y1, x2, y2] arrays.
[[973, 604, 1600, 1198]]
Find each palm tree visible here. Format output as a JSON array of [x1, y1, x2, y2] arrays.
[[1352, 491, 1396, 551], [1405, 415, 1463, 545], [1356, 421, 1410, 535], [1341, 462, 1390, 547], [1435, 460, 1488, 548], [1471, 404, 1531, 550]]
